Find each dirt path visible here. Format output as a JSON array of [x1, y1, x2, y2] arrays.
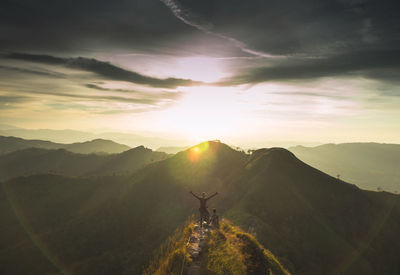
[[183, 223, 210, 275]]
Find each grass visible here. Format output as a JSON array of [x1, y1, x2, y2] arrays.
[[144, 218, 289, 275], [200, 220, 290, 275], [143, 217, 194, 275]]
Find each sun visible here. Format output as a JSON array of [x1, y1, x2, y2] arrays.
[[163, 86, 245, 141]]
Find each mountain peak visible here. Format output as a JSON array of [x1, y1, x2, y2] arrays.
[[247, 147, 298, 169]]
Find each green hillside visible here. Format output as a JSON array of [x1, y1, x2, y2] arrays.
[[1, 141, 400, 274], [226, 147, 400, 274]]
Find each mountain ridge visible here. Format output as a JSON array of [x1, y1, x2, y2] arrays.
[[0, 135, 131, 155], [0, 145, 169, 180], [1, 141, 399, 274]]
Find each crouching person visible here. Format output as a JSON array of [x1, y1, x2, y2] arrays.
[[211, 208, 219, 228]]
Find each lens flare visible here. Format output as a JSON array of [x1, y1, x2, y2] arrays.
[[187, 142, 210, 162]]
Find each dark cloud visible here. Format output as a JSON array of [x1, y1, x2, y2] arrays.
[[0, 0, 202, 54], [169, 0, 400, 55], [85, 83, 144, 93], [1, 0, 399, 90], [218, 49, 400, 85], [0, 65, 64, 78], [84, 83, 182, 100], [85, 84, 109, 91], [7, 53, 201, 88]]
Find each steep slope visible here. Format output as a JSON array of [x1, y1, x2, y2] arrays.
[[0, 136, 131, 155], [0, 146, 168, 180], [289, 143, 400, 192], [227, 148, 400, 274], [1, 141, 399, 275]]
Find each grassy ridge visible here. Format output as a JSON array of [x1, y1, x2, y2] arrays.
[[201, 220, 289, 275], [145, 219, 289, 275]]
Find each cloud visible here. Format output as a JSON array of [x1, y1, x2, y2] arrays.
[[160, 0, 279, 58], [85, 83, 181, 99], [167, 0, 399, 55], [217, 49, 400, 87], [7, 53, 201, 88], [0, 65, 65, 78], [0, 95, 32, 109], [17, 88, 181, 106], [0, 0, 202, 55]]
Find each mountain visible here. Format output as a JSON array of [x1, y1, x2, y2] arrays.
[[0, 124, 20, 130], [1, 141, 399, 274], [0, 146, 168, 180], [0, 126, 191, 149], [289, 143, 400, 193], [156, 145, 190, 154], [0, 136, 131, 155], [0, 128, 96, 143], [225, 147, 400, 274], [63, 139, 131, 154]]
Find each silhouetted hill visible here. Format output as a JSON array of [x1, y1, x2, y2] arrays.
[[88, 145, 170, 176], [1, 141, 399, 274], [64, 138, 131, 154], [0, 136, 131, 155], [0, 146, 168, 180], [226, 147, 400, 274], [289, 143, 400, 192], [0, 136, 61, 154], [156, 146, 190, 154]]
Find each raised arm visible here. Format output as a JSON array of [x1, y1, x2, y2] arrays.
[[189, 191, 200, 200], [206, 192, 218, 200]]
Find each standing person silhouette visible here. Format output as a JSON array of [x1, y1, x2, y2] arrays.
[[189, 191, 218, 226]]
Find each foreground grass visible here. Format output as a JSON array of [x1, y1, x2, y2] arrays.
[[200, 220, 290, 275], [144, 218, 289, 275], [143, 219, 193, 275]]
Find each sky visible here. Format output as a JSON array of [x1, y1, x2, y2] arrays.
[[1, 0, 399, 147]]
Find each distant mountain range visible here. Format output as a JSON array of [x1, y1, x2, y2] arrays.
[[289, 143, 400, 193], [0, 135, 131, 155], [0, 145, 169, 180], [1, 141, 400, 274], [2, 135, 399, 193], [0, 125, 190, 149]]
